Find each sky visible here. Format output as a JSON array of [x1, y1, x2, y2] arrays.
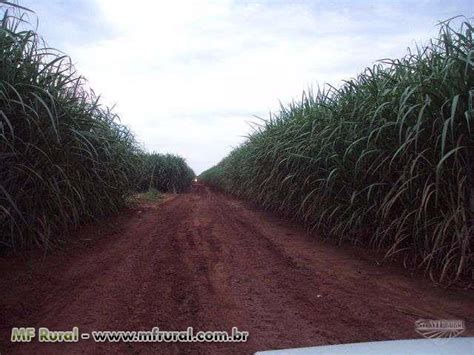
[[17, 0, 474, 174]]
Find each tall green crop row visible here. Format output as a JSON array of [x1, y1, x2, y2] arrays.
[[137, 153, 195, 193], [0, 9, 193, 250], [200, 20, 474, 282]]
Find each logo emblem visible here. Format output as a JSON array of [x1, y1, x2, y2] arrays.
[[415, 319, 465, 340]]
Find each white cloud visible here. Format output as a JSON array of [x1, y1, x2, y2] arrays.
[[20, 0, 473, 174]]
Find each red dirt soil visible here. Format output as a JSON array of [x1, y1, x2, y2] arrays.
[[1, 184, 473, 354]]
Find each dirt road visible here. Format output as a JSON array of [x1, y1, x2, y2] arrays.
[[1, 184, 473, 354]]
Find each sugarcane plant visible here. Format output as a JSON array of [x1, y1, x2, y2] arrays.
[[0, 5, 194, 250], [200, 18, 474, 283]]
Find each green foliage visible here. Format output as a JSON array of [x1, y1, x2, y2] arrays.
[[200, 19, 474, 283], [136, 153, 195, 193], [0, 8, 193, 250], [138, 188, 163, 202]]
